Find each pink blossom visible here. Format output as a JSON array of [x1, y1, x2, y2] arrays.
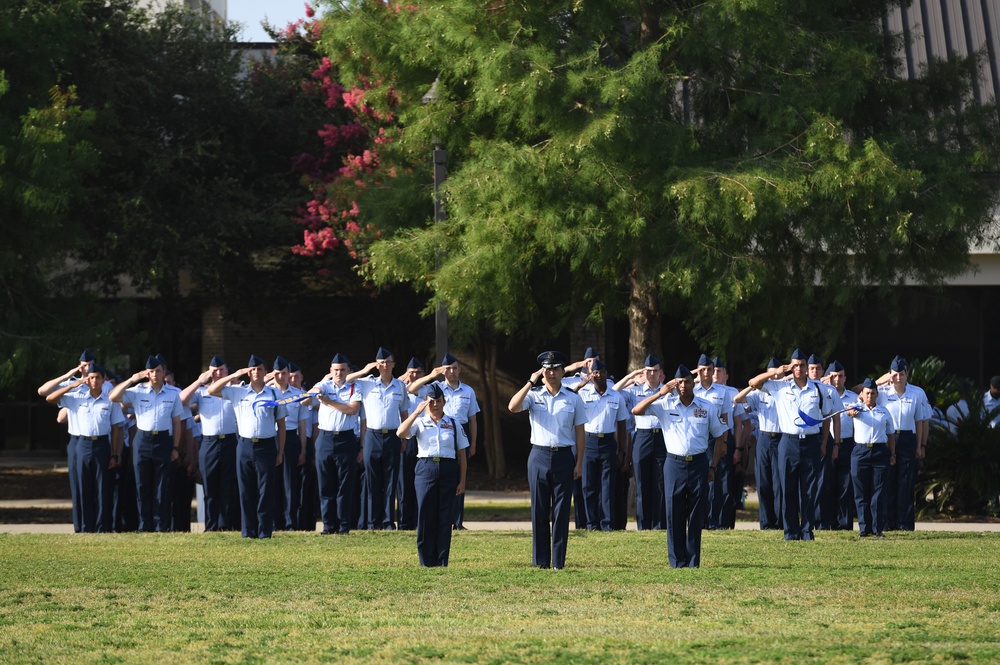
[[304, 3, 315, 18]]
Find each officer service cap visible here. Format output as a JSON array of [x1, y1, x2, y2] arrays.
[[273, 356, 289, 371], [790, 348, 806, 361], [767, 357, 781, 369], [440, 352, 458, 366], [537, 350, 568, 368], [712, 356, 725, 370], [590, 359, 607, 372], [675, 364, 694, 379], [427, 383, 445, 400], [808, 353, 823, 366], [696, 353, 713, 367], [407, 357, 424, 370], [209, 354, 226, 368], [331, 353, 350, 365], [375, 347, 393, 360], [145, 355, 162, 370], [583, 347, 598, 359], [862, 377, 878, 390], [826, 360, 845, 374], [247, 354, 265, 368], [80, 348, 96, 363], [644, 354, 661, 368], [890, 355, 907, 372]]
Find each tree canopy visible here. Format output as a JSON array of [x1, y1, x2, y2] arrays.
[[309, 0, 999, 364]]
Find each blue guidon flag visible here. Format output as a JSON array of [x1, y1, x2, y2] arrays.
[[253, 393, 315, 410], [795, 404, 864, 428]]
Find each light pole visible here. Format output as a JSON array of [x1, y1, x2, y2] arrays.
[[422, 78, 448, 362]]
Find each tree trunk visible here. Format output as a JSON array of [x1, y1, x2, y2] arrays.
[[475, 333, 506, 479], [628, 267, 662, 368]]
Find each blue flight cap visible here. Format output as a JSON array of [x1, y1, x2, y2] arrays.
[[890, 356, 908, 372], [375, 347, 393, 360], [155, 353, 168, 369], [537, 351, 568, 368], [826, 360, 845, 374], [247, 354, 265, 368], [407, 357, 424, 370], [331, 353, 350, 365], [990, 376, 1000, 390], [289, 362, 301, 374], [80, 348, 96, 363], [712, 356, 725, 370], [144, 355, 161, 370], [209, 354, 226, 368], [696, 353, 713, 367], [273, 356, 289, 371], [349, 363, 360, 372], [440, 352, 458, 366], [862, 377, 878, 390], [808, 353, 823, 366], [84, 361, 99, 375], [590, 359, 607, 372], [427, 383, 445, 400], [675, 364, 693, 379], [644, 354, 661, 368], [767, 357, 781, 369], [790, 348, 806, 361], [583, 347, 598, 359]]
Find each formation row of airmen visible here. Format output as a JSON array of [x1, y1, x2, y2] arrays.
[[37, 346, 999, 569]]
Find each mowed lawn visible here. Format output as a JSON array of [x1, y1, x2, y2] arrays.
[[1, 529, 998, 663]]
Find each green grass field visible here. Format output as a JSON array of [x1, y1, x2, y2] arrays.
[[1, 529, 998, 663]]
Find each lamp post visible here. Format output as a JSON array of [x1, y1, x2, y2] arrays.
[[422, 78, 448, 362]]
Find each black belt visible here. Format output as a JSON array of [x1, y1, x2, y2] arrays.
[[860, 442, 886, 448], [419, 456, 455, 462], [667, 452, 706, 462], [637, 428, 661, 433], [532, 444, 572, 451], [80, 435, 106, 441], [587, 432, 615, 438], [895, 429, 915, 434], [243, 436, 275, 444]]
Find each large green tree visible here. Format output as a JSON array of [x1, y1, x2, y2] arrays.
[[312, 0, 997, 366]]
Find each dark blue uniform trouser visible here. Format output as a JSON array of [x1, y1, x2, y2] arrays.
[[415, 457, 459, 566], [583, 433, 616, 531], [316, 430, 358, 534], [76, 435, 112, 533], [834, 439, 855, 530], [632, 428, 666, 530], [112, 445, 138, 532], [663, 452, 710, 568], [67, 436, 82, 533], [199, 433, 237, 531], [133, 430, 172, 532], [170, 461, 194, 532], [815, 440, 836, 529], [851, 443, 890, 535], [778, 432, 821, 540], [887, 431, 918, 530], [398, 436, 418, 529], [363, 429, 401, 530], [237, 436, 277, 538], [298, 437, 319, 531], [451, 422, 472, 528], [755, 431, 782, 529], [527, 445, 575, 569], [282, 430, 304, 530], [706, 432, 735, 529]]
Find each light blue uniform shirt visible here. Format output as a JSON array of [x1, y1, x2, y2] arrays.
[[694, 381, 737, 433], [275, 385, 308, 431], [624, 382, 663, 430], [851, 405, 894, 444], [834, 388, 859, 439], [520, 386, 587, 447], [744, 389, 779, 434], [221, 384, 288, 439], [409, 414, 470, 459], [59, 390, 125, 437], [315, 380, 363, 432], [439, 381, 480, 425], [762, 378, 834, 436], [356, 376, 409, 430], [644, 394, 727, 456], [189, 386, 237, 436], [122, 383, 183, 433], [578, 385, 629, 434], [876, 384, 929, 433], [983, 392, 1000, 428]]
